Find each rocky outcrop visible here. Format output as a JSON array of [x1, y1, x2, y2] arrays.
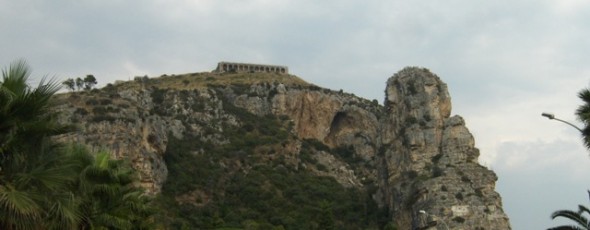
[[378, 67, 510, 229], [53, 69, 511, 229]]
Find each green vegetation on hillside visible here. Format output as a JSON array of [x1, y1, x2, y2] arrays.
[[112, 71, 312, 92], [153, 94, 388, 229], [9, 62, 393, 229]]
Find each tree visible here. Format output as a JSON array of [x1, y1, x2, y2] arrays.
[[576, 88, 590, 150], [317, 200, 335, 230], [83, 74, 97, 90], [0, 59, 79, 229], [75, 77, 84, 91], [0, 60, 154, 229], [62, 74, 97, 92], [62, 78, 75, 91], [66, 145, 155, 229], [547, 89, 590, 230]]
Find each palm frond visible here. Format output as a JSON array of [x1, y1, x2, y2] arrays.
[[1, 59, 30, 96], [0, 184, 42, 229], [550, 205, 590, 230], [548, 226, 586, 230]]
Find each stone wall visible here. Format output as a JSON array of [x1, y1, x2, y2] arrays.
[[214, 61, 288, 74]]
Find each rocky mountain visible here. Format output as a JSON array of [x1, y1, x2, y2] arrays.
[[53, 67, 511, 229]]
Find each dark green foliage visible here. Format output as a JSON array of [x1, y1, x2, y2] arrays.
[[150, 88, 168, 104], [83, 74, 97, 90], [75, 107, 89, 116], [0, 60, 154, 229], [154, 102, 386, 229], [86, 98, 99, 106], [384, 222, 398, 230], [549, 192, 590, 230], [576, 87, 590, 150], [90, 115, 117, 123], [431, 153, 443, 163], [461, 175, 471, 183], [317, 201, 335, 230], [63, 74, 97, 91], [406, 116, 418, 125], [99, 98, 112, 105], [432, 166, 444, 177], [303, 138, 331, 152], [67, 145, 156, 229], [452, 216, 466, 223], [333, 145, 355, 161], [407, 79, 418, 95], [159, 142, 382, 229], [63, 78, 75, 91], [475, 188, 484, 197], [406, 170, 419, 179]]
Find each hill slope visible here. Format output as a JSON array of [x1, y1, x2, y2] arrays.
[[54, 68, 511, 229]]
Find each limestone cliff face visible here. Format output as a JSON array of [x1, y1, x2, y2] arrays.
[[378, 68, 510, 229], [54, 69, 510, 229]]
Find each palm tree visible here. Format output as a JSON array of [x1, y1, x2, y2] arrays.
[[0, 60, 65, 155], [0, 60, 155, 229], [576, 88, 590, 150], [66, 144, 155, 230], [548, 191, 590, 230], [0, 60, 79, 229]]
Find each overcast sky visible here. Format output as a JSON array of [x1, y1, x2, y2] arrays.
[[2, 0, 590, 229]]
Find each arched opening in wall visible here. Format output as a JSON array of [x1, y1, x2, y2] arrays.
[[281, 68, 285, 73]]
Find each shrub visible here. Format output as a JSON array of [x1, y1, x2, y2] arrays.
[[453, 216, 466, 223], [406, 170, 419, 179], [431, 153, 443, 163], [75, 108, 88, 116], [86, 98, 99, 106], [432, 166, 444, 177]]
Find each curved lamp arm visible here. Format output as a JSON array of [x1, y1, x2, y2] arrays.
[[542, 112, 583, 133]]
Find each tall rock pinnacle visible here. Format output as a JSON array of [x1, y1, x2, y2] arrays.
[[378, 67, 511, 229]]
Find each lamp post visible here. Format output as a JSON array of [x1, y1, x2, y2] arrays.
[[541, 112, 583, 133], [419, 210, 449, 230]]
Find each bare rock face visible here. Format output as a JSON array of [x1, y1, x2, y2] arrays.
[[378, 67, 511, 229]]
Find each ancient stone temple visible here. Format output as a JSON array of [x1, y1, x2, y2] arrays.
[[214, 61, 288, 74]]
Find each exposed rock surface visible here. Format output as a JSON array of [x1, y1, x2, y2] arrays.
[[378, 68, 510, 229], [53, 68, 511, 229]]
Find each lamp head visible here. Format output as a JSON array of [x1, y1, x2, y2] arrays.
[[542, 112, 555, 119]]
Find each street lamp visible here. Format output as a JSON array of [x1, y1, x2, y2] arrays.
[[418, 210, 449, 230], [541, 112, 583, 133]]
